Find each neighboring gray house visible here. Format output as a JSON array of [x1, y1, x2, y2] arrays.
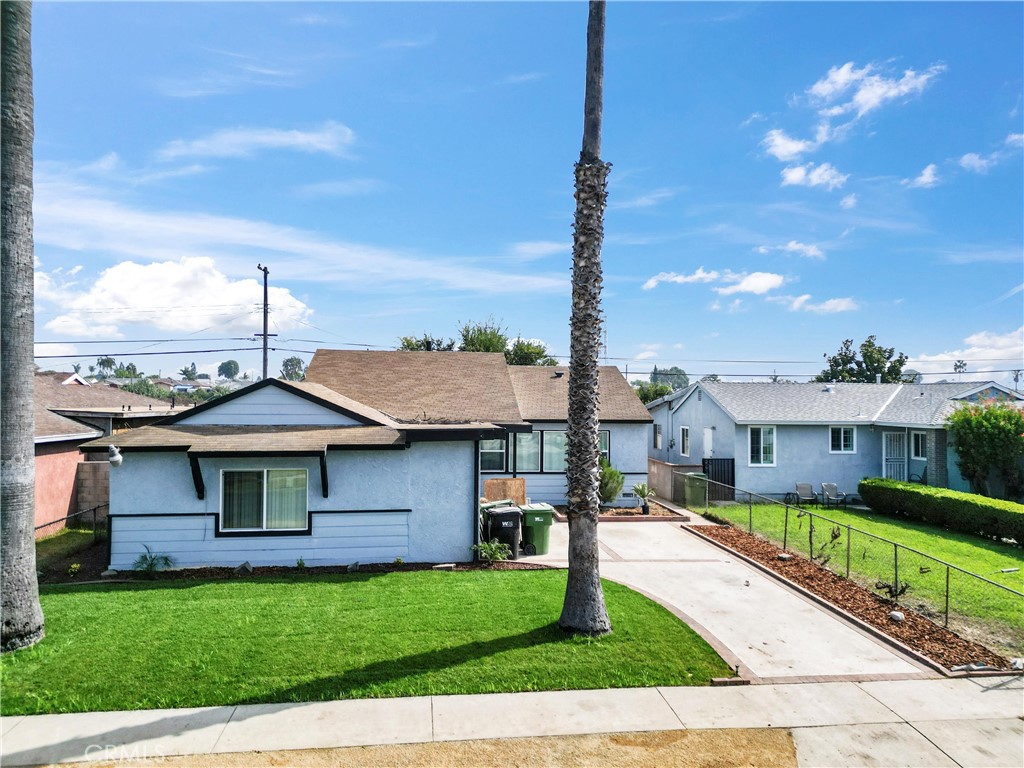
[[647, 380, 1022, 499], [85, 351, 651, 569]]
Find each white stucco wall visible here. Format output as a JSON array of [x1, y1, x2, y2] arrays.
[[108, 441, 476, 569], [483, 422, 649, 506]]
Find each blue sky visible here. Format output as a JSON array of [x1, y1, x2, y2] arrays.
[[32, 2, 1023, 384]]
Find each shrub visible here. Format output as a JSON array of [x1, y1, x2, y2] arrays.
[[471, 539, 511, 566], [599, 458, 625, 504], [947, 399, 1024, 499], [858, 478, 1024, 544], [132, 545, 175, 578]]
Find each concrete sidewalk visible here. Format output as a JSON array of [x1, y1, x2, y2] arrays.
[[2, 677, 1021, 766]]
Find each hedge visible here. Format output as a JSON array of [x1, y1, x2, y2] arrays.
[[858, 478, 1024, 544]]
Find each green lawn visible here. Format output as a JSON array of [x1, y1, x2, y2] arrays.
[[0, 571, 731, 715], [700, 501, 1024, 652], [35, 528, 95, 570]]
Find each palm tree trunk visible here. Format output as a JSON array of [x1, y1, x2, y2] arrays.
[[559, 0, 611, 636], [2, 0, 45, 653]]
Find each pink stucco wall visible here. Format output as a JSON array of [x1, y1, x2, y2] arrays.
[[34, 441, 84, 538]]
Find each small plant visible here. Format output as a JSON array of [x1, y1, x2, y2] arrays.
[[393, 556, 405, 566], [632, 482, 655, 515], [599, 458, 625, 504], [132, 545, 175, 578], [471, 539, 511, 566], [874, 579, 911, 603], [67, 563, 81, 578], [296, 557, 306, 570], [810, 525, 843, 567]]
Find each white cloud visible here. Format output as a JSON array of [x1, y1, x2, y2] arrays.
[[727, 299, 744, 313], [158, 121, 355, 160], [40, 256, 313, 338], [714, 271, 785, 296], [808, 61, 945, 120], [913, 327, 1024, 383], [903, 163, 939, 188], [770, 294, 858, 313], [959, 152, 993, 174], [633, 343, 662, 362], [991, 283, 1023, 305], [508, 241, 568, 260], [157, 52, 301, 98], [611, 188, 678, 210], [942, 246, 1023, 265], [740, 112, 766, 128], [642, 267, 720, 291], [34, 175, 567, 296], [761, 129, 818, 162], [709, 300, 722, 312], [756, 240, 825, 259], [840, 193, 858, 209], [1007, 133, 1024, 148], [293, 179, 384, 198], [780, 162, 849, 190], [501, 72, 545, 85]]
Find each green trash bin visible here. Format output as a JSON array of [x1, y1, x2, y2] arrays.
[[684, 473, 708, 508], [520, 503, 555, 556]]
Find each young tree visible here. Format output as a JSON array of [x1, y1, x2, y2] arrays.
[[506, 337, 558, 366], [560, 0, 612, 636], [178, 362, 198, 381], [217, 360, 240, 379], [458, 318, 508, 354], [96, 356, 116, 378], [947, 400, 1024, 499], [280, 356, 306, 381], [651, 365, 688, 390], [2, 0, 45, 652], [632, 381, 673, 404], [814, 336, 908, 383]]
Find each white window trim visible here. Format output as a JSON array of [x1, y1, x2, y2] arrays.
[[748, 425, 777, 467], [479, 438, 507, 473], [828, 425, 857, 455], [220, 468, 309, 532], [911, 431, 928, 461], [653, 424, 663, 450], [679, 426, 690, 457]]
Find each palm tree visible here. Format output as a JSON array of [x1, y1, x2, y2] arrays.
[[2, 0, 45, 652], [559, 0, 611, 636]]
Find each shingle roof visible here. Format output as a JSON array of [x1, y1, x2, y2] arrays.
[[35, 372, 171, 413], [35, 407, 101, 443], [700, 381, 900, 424], [305, 350, 525, 425], [81, 425, 406, 453], [686, 380, 1019, 426], [508, 366, 652, 422]]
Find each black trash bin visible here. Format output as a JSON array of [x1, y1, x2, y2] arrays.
[[485, 506, 522, 561]]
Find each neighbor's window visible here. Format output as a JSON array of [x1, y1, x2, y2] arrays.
[[912, 431, 927, 461], [653, 424, 663, 450], [514, 432, 540, 472], [222, 469, 307, 531], [829, 426, 856, 454], [543, 431, 568, 473], [599, 431, 610, 464], [679, 426, 690, 456], [749, 426, 776, 466], [479, 438, 506, 472]]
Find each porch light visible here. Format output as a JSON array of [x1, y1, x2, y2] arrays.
[[108, 445, 123, 468]]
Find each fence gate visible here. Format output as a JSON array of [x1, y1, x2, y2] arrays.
[[702, 458, 735, 501]]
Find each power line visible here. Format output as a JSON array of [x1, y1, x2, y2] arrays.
[[34, 346, 263, 360]]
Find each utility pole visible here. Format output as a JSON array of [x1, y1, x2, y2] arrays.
[[255, 264, 276, 380]]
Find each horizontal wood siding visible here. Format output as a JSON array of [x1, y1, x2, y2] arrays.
[[109, 512, 410, 569], [174, 386, 361, 426]]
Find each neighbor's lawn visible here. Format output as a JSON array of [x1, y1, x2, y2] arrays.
[[0, 571, 731, 715], [35, 528, 95, 570], [702, 502, 1024, 637]]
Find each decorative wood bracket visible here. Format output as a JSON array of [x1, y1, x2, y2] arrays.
[[189, 455, 205, 500]]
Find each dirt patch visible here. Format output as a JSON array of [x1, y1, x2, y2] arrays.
[[697, 523, 1010, 670], [66, 729, 797, 768], [38, 538, 109, 584]]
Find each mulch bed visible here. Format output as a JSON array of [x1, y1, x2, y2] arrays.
[[554, 501, 683, 520], [698, 523, 1010, 670]]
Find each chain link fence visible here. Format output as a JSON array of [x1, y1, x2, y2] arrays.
[[691, 478, 1024, 657], [35, 504, 108, 541]]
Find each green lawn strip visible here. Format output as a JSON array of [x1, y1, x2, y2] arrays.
[[35, 529, 95, 570], [704, 503, 1023, 631], [0, 571, 731, 715]]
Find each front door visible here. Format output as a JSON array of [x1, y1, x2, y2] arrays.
[[703, 427, 714, 459], [883, 432, 907, 481]]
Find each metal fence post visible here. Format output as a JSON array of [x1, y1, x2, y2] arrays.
[[945, 565, 950, 627], [894, 543, 900, 598], [748, 494, 753, 534], [808, 512, 815, 556], [92, 506, 97, 542], [846, 524, 851, 578], [783, 505, 789, 551]]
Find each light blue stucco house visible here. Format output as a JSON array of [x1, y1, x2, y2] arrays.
[[647, 379, 1023, 500], [85, 350, 650, 569]]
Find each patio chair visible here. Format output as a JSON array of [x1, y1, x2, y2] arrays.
[[794, 483, 818, 506], [821, 483, 847, 508]]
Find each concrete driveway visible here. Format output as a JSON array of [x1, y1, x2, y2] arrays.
[[530, 521, 929, 681]]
